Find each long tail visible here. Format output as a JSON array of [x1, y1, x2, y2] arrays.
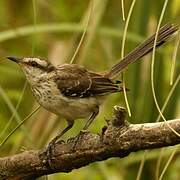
[[106, 23, 178, 79]]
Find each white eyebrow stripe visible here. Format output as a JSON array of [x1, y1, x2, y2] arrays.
[[24, 58, 48, 67]]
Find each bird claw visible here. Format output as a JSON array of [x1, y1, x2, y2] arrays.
[[68, 130, 88, 151], [56, 139, 65, 144], [67, 130, 88, 144], [45, 139, 57, 169], [67, 137, 75, 143]]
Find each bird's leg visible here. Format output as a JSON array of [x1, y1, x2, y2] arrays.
[[46, 120, 74, 168], [71, 107, 99, 150], [83, 107, 99, 130]]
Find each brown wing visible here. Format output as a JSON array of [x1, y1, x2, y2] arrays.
[[54, 64, 121, 98]]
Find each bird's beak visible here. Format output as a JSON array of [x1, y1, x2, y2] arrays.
[[6, 56, 22, 63]]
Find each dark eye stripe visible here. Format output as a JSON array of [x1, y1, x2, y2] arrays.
[[27, 61, 41, 68], [27, 61, 55, 72], [30, 61, 38, 67]]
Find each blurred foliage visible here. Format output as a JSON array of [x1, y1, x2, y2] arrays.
[[0, 0, 179, 180]]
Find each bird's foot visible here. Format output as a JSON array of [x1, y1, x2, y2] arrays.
[[45, 139, 56, 169], [56, 139, 65, 144], [67, 136, 75, 143], [44, 138, 65, 169], [67, 130, 88, 151], [67, 130, 87, 143]]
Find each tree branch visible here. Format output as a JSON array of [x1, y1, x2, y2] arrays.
[[0, 106, 180, 180]]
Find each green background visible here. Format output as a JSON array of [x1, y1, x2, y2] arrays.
[[0, 0, 179, 180]]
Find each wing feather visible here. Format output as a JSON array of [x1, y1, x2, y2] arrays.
[[55, 64, 121, 98]]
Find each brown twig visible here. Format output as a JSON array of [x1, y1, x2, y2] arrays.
[[0, 106, 179, 180]]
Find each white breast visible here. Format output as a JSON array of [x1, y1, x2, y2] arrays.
[[31, 81, 102, 120]]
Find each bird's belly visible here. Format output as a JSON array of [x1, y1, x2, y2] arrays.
[[32, 86, 102, 120], [53, 96, 100, 120]]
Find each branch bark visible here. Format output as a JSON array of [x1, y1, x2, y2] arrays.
[[0, 106, 180, 180]]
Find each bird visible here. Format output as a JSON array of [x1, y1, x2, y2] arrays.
[[7, 23, 178, 152]]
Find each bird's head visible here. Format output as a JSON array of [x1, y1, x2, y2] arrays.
[[7, 56, 55, 82]]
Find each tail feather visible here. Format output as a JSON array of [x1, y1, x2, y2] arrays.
[[106, 23, 178, 79]]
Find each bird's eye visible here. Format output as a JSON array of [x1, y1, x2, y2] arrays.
[[30, 61, 38, 67]]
